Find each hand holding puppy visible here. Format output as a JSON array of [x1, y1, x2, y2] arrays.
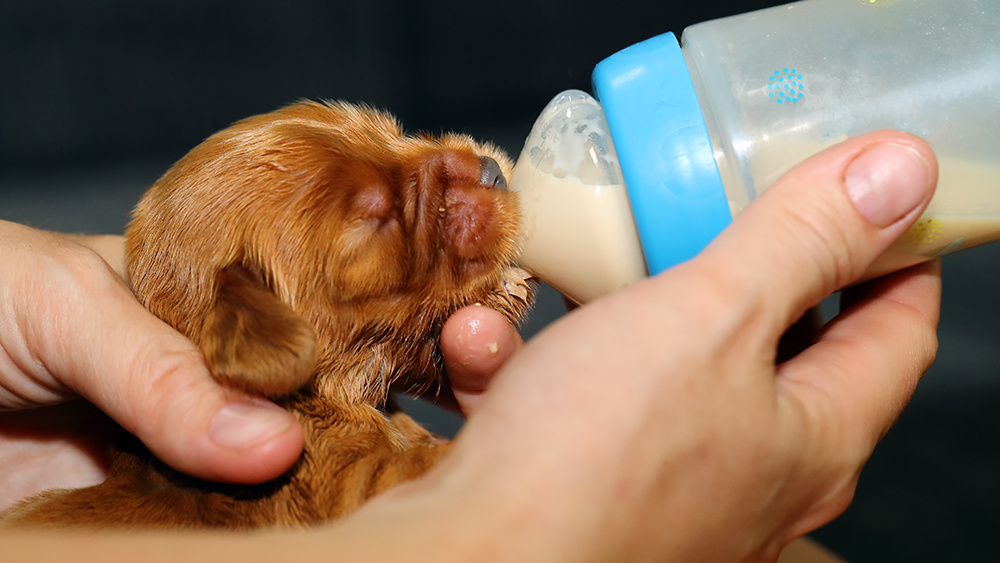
[[0, 224, 304, 501], [0, 227, 518, 513], [0, 102, 531, 523]]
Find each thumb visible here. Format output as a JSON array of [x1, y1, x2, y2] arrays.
[[705, 130, 938, 332], [9, 235, 303, 484]]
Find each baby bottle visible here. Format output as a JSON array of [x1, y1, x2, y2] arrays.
[[509, 0, 1000, 304]]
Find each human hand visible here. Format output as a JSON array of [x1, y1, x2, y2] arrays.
[[0, 223, 304, 508], [0, 130, 938, 561], [0, 216, 538, 511], [0, 223, 528, 511], [396, 130, 941, 561]]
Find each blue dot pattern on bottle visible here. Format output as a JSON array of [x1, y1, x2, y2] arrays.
[[767, 69, 805, 104]]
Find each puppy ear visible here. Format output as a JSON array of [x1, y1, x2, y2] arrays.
[[200, 263, 317, 397]]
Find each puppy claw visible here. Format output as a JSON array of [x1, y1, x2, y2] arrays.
[[498, 266, 534, 303]]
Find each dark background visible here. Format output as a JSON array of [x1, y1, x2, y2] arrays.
[[1, 1, 996, 560]]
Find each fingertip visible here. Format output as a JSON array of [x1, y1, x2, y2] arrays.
[[150, 397, 305, 484], [441, 305, 522, 373], [199, 398, 305, 483], [844, 138, 937, 228], [441, 305, 522, 415]]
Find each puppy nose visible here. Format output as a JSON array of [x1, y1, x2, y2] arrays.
[[478, 156, 508, 190]]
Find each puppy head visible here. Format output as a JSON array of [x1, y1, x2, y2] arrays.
[[126, 101, 533, 404]]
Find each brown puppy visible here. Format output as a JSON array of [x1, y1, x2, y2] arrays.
[[2, 101, 533, 528]]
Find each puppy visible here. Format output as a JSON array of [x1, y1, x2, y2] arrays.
[[2, 100, 534, 527]]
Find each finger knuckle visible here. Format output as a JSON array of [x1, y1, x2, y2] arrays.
[[777, 199, 859, 294], [129, 347, 213, 424], [54, 244, 123, 294]]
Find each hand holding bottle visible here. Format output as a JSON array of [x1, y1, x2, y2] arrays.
[[407, 131, 942, 561]]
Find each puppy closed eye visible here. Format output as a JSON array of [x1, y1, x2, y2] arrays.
[[319, 181, 409, 298], [351, 185, 395, 224], [341, 183, 403, 243]]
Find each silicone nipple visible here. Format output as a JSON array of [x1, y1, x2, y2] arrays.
[[509, 90, 647, 303], [519, 89, 624, 186]]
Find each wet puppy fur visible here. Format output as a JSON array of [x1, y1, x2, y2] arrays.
[[2, 101, 534, 527]]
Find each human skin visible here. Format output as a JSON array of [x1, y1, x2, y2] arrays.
[[0, 130, 939, 562], [0, 225, 304, 487]]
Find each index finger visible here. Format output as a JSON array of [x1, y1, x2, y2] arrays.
[[780, 260, 941, 449]]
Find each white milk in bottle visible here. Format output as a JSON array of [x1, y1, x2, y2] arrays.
[[509, 0, 999, 304]]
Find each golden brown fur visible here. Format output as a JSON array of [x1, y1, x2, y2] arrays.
[[2, 101, 533, 528]]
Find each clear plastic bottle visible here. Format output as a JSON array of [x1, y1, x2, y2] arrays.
[[510, 0, 1000, 304]]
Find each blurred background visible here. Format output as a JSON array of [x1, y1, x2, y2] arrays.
[[1, 1, 996, 560]]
